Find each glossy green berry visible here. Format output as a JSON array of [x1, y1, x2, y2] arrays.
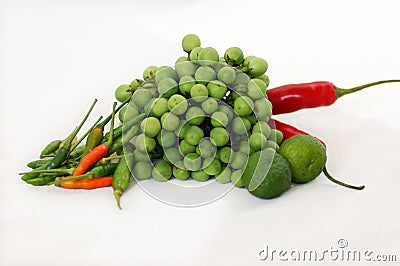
[[134, 161, 152, 180], [192, 170, 210, 182], [140, 117, 161, 137], [217, 66, 236, 84], [143, 66, 158, 80], [224, 47, 244, 66], [249, 132, 267, 150], [179, 76, 196, 97], [194, 66, 216, 85], [198, 47, 219, 66], [207, 80, 227, 100], [184, 126, 204, 146], [210, 128, 230, 146], [115, 84, 133, 103], [168, 94, 188, 115], [247, 57, 268, 77], [234, 96, 254, 116], [190, 84, 209, 102], [173, 164, 190, 180], [152, 161, 172, 182], [182, 34, 201, 53], [201, 98, 219, 114], [183, 153, 202, 171]]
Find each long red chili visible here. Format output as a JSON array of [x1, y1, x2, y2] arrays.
[[60, 176, 113, 189], [267, 80, 400, 115]]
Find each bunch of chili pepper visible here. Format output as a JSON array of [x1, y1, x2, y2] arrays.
[[20, 98, 145, 208]]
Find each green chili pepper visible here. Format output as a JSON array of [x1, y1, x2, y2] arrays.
[[40, 140, 61, 158], [27, 159, 51, 169], [113, 142, 134, 209], [26, 175, 57, 186]]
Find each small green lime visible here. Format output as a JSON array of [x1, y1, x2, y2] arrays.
[[242, 149, 291, 199], [278, 135, 327, 183]]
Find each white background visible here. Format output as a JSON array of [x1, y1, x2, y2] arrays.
[[1, 0, 400, 265]]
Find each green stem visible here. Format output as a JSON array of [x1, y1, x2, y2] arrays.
[[61, 99, 98, 150], [336, 79, 400, 98], [323, 167, 365, 190], [106, 102, 117, 147], [70, 116, 103, 152], [97, 99, 129, 129]]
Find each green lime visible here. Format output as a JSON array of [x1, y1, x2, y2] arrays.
[[278, 135, 326, 183], [242, 149, 291, 199]]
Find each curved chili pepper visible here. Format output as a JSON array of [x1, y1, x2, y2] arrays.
[[40, 140, 61, 158], [27, 159, 51, 169], [272, 119, 364, 190], [267, 80, 400, 115]]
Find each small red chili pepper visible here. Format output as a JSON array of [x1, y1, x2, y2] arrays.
[[270, 119, 326, 146], [60, 176, 113, 189], [267, 79, 400, 115]]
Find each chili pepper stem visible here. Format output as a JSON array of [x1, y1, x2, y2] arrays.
[[67, 99, 98, 146], [107, 102, 117, 147], [19, 168, 73, 175], [322, 167, 365, 190], [336, 79, 400, 98]]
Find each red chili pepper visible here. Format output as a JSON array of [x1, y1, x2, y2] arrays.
[[60, 176, 113, 189], [267, 80, 400, 115], [270, 119, 326, 146]]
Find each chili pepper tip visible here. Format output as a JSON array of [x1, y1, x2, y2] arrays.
[[114, 189, 123, 210]]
